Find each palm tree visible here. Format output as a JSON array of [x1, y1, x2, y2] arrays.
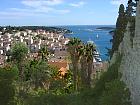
[[79, 45, 88, 88], [28, 59, 57, 91], [32, 61, 50, 90], [67, 38, 82, 91], [78, 43, 96, 88], [85, 43, 96, 88]]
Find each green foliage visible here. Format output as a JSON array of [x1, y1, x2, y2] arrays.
[[25, 94, 68, 105], [49, 70, 74, 95], [23, 59, 73, 95], [10, 42, 28, 82], [89, 54, 131, 105], [129, 16, 135, 47], [0, 26, 72, 34], [21, 50, 132, 105], [67, 38, 82, 91], [24, 59, 59, 91], [67, 38, 97, 90], [125, 1, 136, 48], [0, 47, 131, 105], [0, 66, 18, 105], [111, 1, 136, 56], [99, 79, 131, 105], [126, 3, 134, 17], [111, 4, 127, 57], [11, 42, 28, 63]]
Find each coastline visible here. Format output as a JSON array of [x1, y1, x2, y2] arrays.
[[63, 25, 112, 61]]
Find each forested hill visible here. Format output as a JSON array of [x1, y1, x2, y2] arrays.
[[0, 26, 72, 34], [96, 26, 115, 30]]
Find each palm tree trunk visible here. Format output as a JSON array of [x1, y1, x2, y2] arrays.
[[80, 57, 88, 88], [72, 62, 78, 91], [87, 61, 93, 88]]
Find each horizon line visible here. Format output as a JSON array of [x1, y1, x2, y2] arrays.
[[0, 24, 115, 27]]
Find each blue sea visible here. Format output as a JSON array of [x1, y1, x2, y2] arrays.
[[59, 25, 114, 61]]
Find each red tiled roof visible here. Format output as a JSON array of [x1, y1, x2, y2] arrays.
[[48, 61, 67, 69], [48, 61, 68, 78]]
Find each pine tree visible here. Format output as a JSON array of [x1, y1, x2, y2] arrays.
[[126, 0, 136, 47]]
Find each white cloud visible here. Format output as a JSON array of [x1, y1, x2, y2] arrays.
[[10, 7, 70, 15], [0, 0, 70, 20], [22, 0, 64, 7], [70, 1, 86, 7], [0, 11, 37, 19], [110, 0, 126, 6], [21, 0, 65, 13], [11, 7, 54, 13], [55, 9, 70, 14], [20, 0, 70, 14]]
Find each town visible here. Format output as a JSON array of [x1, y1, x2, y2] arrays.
[[0, 26, 69, 64], [0, 26, 105, 77]]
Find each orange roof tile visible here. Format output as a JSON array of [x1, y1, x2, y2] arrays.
[[48, 61, 67, 69], [59, 67, 67, 76]]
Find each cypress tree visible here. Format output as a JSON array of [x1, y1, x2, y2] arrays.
[[111, 4, 127, 57]]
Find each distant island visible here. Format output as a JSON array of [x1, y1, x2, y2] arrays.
[[0, 26, 72, 34], [96, 27, 115, 30]]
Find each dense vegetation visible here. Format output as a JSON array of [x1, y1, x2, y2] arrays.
[[0, 40, 131, 105]]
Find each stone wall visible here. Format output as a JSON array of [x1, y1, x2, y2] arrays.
[[117, 1, 140, 105]]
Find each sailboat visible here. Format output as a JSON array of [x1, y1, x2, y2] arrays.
[[96, 34, 99, 39]]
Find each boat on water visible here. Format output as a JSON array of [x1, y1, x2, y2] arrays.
[[94, 50, 100, 57], [87, 39, 102, 62], [93, 56, 102, 63], [96, 34, 99, 39], [95, 57, 102, 62], [87, 38, 94, 44], [93, 58, 97, 63]]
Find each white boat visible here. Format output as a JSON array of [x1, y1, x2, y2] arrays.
[[96, 34, 99, 38], [93, 58, 96, 63], [87, 38, 94, 44], [95, 57, 102, 62], [94, 50, 99, 54]]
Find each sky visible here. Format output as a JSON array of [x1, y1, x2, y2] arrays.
[[0, 0, 127, 26]]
